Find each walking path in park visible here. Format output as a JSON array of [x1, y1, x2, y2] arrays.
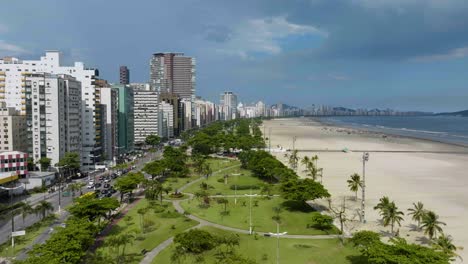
[[140, 163, 342, 264]]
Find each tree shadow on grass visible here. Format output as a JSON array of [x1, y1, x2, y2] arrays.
[[346, 255, 368, 264], [281, 200, 315, 212]]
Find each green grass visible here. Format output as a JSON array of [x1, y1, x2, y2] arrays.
[[183, 164, 278, 195], [96, 199, 198, 263], [181, 196, 338, 235], [0, 214, 56, 257], [152, 226, 360, 264]]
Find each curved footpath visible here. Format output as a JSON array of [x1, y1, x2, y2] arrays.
[[140, 164, 342, 264]]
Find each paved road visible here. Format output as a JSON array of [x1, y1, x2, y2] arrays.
[[140, 163, 343, 264]]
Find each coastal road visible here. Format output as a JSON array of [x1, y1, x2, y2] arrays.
[[295, 149, 468, 154]]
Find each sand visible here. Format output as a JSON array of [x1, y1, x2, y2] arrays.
[[263, 118, 468, 262]]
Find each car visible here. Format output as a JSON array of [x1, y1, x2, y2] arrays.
[[105, 192, 113, 197], [95, 182, 102, 188], [109, 188, 117, 194], [104, 183, 111, 189], [87, 184, 94, 189], [101, 189, 108, 194], [111, 173, 118, 179], [104, 178, 110, 183]]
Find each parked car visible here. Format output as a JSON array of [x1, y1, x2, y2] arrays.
[[105, 192, 113, 197], [95, 182, 102, 188], [109, 188, 117, 194], [104, 183, 111, 189], [101, 189, 108, 195], [104, 178, 111, 183]]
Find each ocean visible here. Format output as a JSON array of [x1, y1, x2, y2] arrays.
[[317, 116, 468, 147]]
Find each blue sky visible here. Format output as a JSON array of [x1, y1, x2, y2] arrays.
[[1, 0, 468, 112]]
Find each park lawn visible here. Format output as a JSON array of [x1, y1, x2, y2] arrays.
[[96, 199, 198, 263], [162, 158, 239, 192], [0, 215, 56, 257], [181, 196, 339, 235], [152, 226, 360, 264], [183, 165, 280, 196]]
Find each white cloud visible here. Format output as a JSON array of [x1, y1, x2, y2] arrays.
[[409, 46, 468, 62], [0, 40, 28, 56], [216, 16, 327, 59]]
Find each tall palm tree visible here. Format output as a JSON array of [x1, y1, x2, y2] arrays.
[[67, 182, 85, 197], [407, 201, 425, 228], [34, 200, 54, 220], [421, 210, 446, 240], [20, 203, 33, 226], [433, 234, 461, 261], [284, 150, 299, 171], [374, 196, 391, 215], [382, 202, 404, 234], [301, 156, 310, 171], [347, 173, 362, 201]]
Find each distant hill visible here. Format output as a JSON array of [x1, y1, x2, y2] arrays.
[[436, 110, 468, 117]]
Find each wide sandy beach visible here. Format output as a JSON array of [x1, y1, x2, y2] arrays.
[[263, 118, 468, 262]]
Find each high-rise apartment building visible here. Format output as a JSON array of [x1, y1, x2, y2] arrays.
[[220, 91, 238, 120], [159, 101, 174, 139], [0, 51, 99, 171], [114, 84, 134, 154], [0, 102, 27, 152], [149, 53, 196, 99], [119, 66, 130, 85], [24, 73, 82, 167], [133, 89, 159, 144], [98, 87, 118, 162]]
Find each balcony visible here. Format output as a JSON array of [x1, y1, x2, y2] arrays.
[[0, 83, 5, 87], [0, 77, 5, 81], [0, 89, 4, 93], [0, 71, 5, 75]]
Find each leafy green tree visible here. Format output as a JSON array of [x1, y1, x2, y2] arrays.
[[281, 178, 330, 203], [421, 210, 446, 240], [69, 196, 119, 224], [310, 212, 334, 231], [67, 182, 85, 197], [142, 160, 166, 179], [347, 173, 362, 201], [39, 157, 51, 171], [114, 172, 144, 202], [27, 157, 36, 171], [407, 201, 425, 229], [217, 198, 229, 213], [381, 201, 404, 234], [57, 152, 81, 171], [34, 200, 54, 220], [349, 230, 381, 251], [145, 134, 161, 149], [174, 229, 216, 254]]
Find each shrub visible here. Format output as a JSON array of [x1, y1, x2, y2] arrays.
[[310, 212, 334, 230], [229, 185, 260, 190], [160, 210, 180, 218]]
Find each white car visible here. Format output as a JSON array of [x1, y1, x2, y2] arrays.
[[87, 183, 94, 189]]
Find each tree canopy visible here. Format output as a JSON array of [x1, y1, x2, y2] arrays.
[[57, 152, 81, 170], [281, 178, 330, 202]]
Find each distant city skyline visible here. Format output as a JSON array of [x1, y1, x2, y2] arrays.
[[1, 1, 468, 112]]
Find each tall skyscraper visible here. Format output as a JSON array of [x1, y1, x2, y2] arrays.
[[0, 51, 99, 171], [114, 84, 134, 154], [149, 53, 195, 99], [133, 89, 159, 144], [119, 66, 130, 85], [24, 73, 82, 166], [0, 102, 27, 152], [220, 91, 238, 120]]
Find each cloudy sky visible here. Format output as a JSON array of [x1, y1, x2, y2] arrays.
[[1, 0, 468, 112]]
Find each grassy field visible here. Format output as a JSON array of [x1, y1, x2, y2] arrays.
[[96, 199, 198, 263], [152, 226, 360, 264], [181, 196, 339, 235], [0, 215, 56, 258]]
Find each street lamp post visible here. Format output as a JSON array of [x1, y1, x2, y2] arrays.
[[268, 222, 287, 264], [361, 152, 369, 223], [244, 190, 258, 234], [268, 127, 272, 152]]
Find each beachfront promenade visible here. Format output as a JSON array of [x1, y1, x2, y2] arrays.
[[296, 149, 468, 154]]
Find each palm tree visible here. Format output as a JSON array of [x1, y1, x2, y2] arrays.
[[67, 182, 85, 197], [34, 200, 54, 220], [433, 234, 461, 261], [347, 173, 362, 201], [20, 203, 33, 226], [421, 210, 446, 240], [407, 202, 425, 228], [381, 202, 404, 234], [374, 196, 391, 215], [284, 150, 299, 171], [301, 156, 310, 172], [119, 232, 135, 260]]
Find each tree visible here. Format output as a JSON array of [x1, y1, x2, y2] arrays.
[[69, 196, 119, 224], [137, 207, 149, 233], [27, 157, 36, 171], [433, 234, 461, 261], [407, 201, 425, 229], [192, 154, 207, 176], [310, 212, 334, 231], [381, 202, 404, 235], [347, 173, 362, 201], [106, 232, 135, 263], [281, 178, 330, 203], [349, 230, 381, 251], [172, 229, 216, 262], [57, 152, 80, 171], [421, 210, 446, 240], [143, 179, 163, 202], [67, 182, 85, 197], [145, 134, 161, 149], [374, 196, 391, 215], [328, 197, 347, 242], [20, 202, 33, 226], [217, 198, 229, 213], [284, 150, 299, 171], [114, 172, 144, 202], [39, 157, 51, 171], [142, 160, 166, 179], [34, 200, 53, 220]]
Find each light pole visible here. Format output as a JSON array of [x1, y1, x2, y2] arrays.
[[268, 127, 272, 152], [244, 190, 258, 234], [268, 222, 287, 264], [361, 152, 369, 223]]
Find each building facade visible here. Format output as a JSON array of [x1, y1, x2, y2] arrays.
[[159, 101, 174, 139], [133, 89, 159, 144], [0, 151, 28, 187], [24, 73, 82, 167], [0, 51, 99, 171], [114, 84, 134, 154], [220, 91, 238, 120], [98, 87, 118, 162], [0, 102, 27, 152], [119, 66, 129, 85]]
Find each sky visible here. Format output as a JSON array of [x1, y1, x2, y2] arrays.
[[1, 0, 468, 112]]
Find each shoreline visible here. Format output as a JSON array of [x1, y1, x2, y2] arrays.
[[309, 116, 468, 149], [263, 118, 468, 263]]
